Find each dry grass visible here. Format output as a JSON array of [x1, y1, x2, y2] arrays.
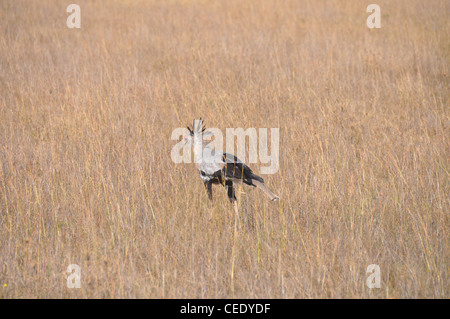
[[0, 0, 448, 298]]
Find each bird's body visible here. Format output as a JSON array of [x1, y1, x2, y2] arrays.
[[184, 119, 279, 216]]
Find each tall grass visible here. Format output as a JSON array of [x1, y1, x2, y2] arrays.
[[0, 0, 448, 298]]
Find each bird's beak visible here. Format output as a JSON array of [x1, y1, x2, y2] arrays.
[[183, 135, 189, 145]]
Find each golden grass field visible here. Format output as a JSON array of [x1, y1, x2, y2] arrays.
[[0, 0, 448, 298]]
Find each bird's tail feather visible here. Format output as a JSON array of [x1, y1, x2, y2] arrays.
[[252, 180, 279, 201], [243, 165, 264, 183], [250, 173, 264, 183]]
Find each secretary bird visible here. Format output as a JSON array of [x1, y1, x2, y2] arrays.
[[183, 119, 279, 217]]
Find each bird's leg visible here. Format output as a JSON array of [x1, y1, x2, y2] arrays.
[[204, 181, 214, 219], [232, 201, 239, 218], [227, 183, 239, 218], [204, 181, 213, 201]]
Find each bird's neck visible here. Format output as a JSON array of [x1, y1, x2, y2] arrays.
[[192, 142, 212, 163]]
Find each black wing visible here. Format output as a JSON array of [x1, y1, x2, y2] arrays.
[[220, 152, 264, 186]]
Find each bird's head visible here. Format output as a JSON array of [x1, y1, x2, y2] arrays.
[[184, 118, 210, 147]]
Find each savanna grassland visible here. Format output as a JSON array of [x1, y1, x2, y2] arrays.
[[0, 0, 448, 298]]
